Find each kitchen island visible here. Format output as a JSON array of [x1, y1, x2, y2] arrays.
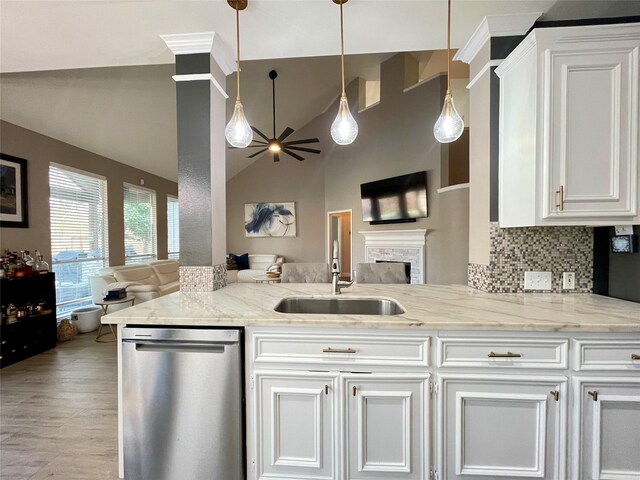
[[107, 283, 640, 480], [104, 283, 640, 332]]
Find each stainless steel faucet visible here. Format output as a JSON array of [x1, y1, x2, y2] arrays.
[[331, 240, 353, 295]]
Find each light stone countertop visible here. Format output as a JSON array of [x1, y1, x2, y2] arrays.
[[102, 283, 640, 332]]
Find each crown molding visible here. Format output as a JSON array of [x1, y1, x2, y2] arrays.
[[161, 31, 235, 77], [161, 32, 215, 55], [454, 12, 542, 64], [210, 33, 236, 76]]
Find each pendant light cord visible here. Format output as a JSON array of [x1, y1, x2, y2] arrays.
[[446, 0, 451, 94], [272, 75, 276, 138], [236, 5, 241, 102], [339, 1, 346, 98]]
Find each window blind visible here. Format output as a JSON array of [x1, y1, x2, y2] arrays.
[[167, 195, 179, 260], [124, 184, 157, 265], [49, 164, 108, 317]]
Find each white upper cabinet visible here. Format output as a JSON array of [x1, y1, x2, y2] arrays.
[[496, 23, 640, 227]]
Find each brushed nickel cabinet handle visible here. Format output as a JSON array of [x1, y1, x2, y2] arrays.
[[556, 185, 564, 211], [352, 386, 357, 397], [488, 351, 522, 358], [588, 391, 598, 402], [323, 347, 356, 354], [632, 354, 640, 360], [550, 390, 559, 401]]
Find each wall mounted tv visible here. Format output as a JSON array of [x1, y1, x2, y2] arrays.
[[360, 171, 428, 224]]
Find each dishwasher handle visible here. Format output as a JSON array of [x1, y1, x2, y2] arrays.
[[125, 339, 230, 353]]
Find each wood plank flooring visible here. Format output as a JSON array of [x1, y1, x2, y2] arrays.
[[1, 333, 119, 479]]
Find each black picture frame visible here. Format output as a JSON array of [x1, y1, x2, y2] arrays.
[[0, 153, 29, 228]]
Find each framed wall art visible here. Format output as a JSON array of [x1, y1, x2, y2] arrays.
[[0, 154, 29, 228], [244, 202, 296, 237]]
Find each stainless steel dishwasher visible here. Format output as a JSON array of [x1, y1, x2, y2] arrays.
[[122, 327, 244, 480]]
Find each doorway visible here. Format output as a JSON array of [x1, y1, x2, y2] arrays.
[[327, 210, 352, 281]]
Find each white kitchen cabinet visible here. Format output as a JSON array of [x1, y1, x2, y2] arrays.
[[343, 375, 430, 480], [572, 378, 640, 480], [254, 371, 339, 480], [496, 23, 640, 227], [247, 328, 433, 480], [439, 374, 568, 479]]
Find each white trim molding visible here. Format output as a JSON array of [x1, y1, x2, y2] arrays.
[[161, 31, 235, 76], [171, 73, 229, 99], [454, 12, 542, 64], [466, 60, 502, 90], [161, 32, 215, 55], [437, 183, 470, 194], [359, 229, 427, 284]]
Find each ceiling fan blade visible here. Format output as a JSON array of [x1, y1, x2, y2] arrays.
[[228, 144, 267, 150], [284, 138, 320, 146], [251, 126, 271, 142], [283, 149, 305, 161], [273, 152, 280, 163], [277, 127, 295, 142], [248, 148, 268, 158], [285, 145, 321, 154]]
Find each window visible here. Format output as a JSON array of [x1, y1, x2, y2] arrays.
[[167, 195, 179, 260], [49, 164, 108, 318], [124, 184, 157, 265]]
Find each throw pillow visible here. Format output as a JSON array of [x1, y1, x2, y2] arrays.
[[226, 255, 238, 271], [231, 253, 250, 270]]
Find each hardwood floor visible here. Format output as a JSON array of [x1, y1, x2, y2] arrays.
[[1, 333, 119, 479]]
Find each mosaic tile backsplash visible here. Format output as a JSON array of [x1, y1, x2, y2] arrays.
[[180, 264, 227, 292], [469, 223, 594, 293]]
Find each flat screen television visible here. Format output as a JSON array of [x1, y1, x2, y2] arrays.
[[360, 171, 428, 223]]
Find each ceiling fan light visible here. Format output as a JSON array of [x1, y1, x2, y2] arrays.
[[434, 92, 464, 143], [269, 142, 281, 152], [331, 96, 358, 145], [226, 100, 253, 148]]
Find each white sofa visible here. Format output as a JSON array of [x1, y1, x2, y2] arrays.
[[227, 254, 284, 283], [89, 260, 180, 307]]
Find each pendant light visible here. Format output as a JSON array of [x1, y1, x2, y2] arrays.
[[433, 0, 464, 143], [330, 0, 358, 146], [225, 0, 253, 148]]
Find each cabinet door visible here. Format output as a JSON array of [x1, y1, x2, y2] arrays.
[[545, 47, 639, 220], [440, 374, 567, 479], [254, 371, 338, 480], [573, 377, 640, 480], [343, 374, 430, 480]]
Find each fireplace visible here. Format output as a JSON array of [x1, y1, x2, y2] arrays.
[[360, 229, 427, 284], [375, 260, 411, 284]]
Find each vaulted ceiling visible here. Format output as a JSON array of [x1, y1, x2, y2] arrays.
[[1, 0, 638, 181]]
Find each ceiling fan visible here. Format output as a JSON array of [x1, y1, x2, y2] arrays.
[[239, 70, 321, 162]]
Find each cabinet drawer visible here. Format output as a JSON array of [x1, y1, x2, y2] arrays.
[[573, 340, 640, 371], [437, 337, 569, 369], [252, 332, 430, 368]]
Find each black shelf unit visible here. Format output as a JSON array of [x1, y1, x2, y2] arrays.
[[1, 272, 57, 368]]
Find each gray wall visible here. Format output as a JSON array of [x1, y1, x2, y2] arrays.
[[0, 120, 178, 266], [226, 140, 327, 262], [227, 53, 470, 284]]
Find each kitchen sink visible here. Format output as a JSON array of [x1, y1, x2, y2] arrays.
[[274, 297, 405, 315]]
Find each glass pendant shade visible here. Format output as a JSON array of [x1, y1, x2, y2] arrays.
[[434, 92, 464, 143], [225, 100, 253, 148], [331, 97, 358, 145]]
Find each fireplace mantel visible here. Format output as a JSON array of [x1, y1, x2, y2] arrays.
[[359, 229, 427, 284]]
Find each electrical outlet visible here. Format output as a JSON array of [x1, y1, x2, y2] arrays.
[[524, 271, 552, 291], [563, 272, 576, 290]]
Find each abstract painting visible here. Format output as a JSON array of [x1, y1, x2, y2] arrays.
[[0, 154, 28, 228], [244, 202, 296, 237]]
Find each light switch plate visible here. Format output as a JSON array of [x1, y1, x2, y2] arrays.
[[524, 271, 552, 291], [563, 272, 576, 290]]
